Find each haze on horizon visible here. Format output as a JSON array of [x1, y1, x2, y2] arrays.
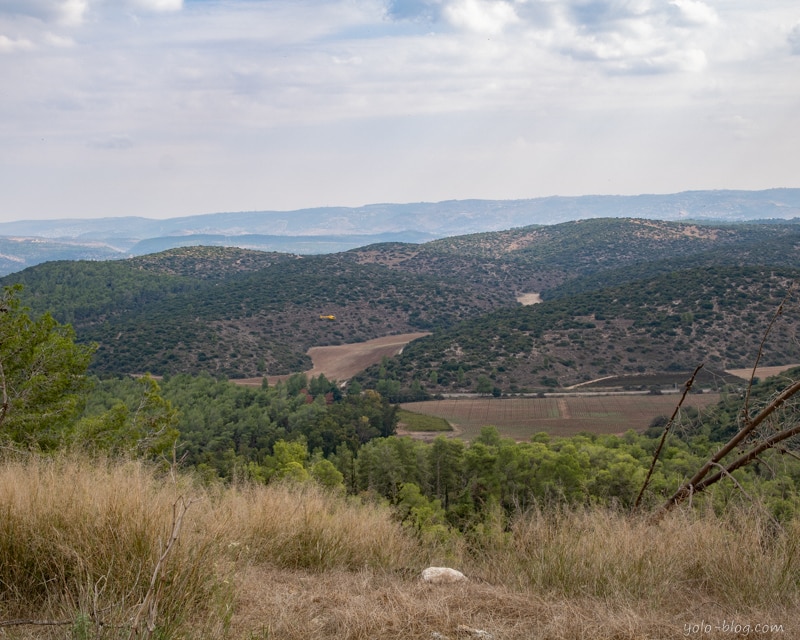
[[1, 0, 799, 223]]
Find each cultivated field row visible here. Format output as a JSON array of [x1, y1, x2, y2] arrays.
[[401, 393, 723, 440]]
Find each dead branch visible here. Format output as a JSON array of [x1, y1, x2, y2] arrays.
[[634, 364, 703, 509], [741, 288, 793, 421], [0, 357, 8, 430], [652, 288, 800, 521], [707, 461, 754, 503], [128, 495, 194, 639], [653, 378, 800, 520], [693, 421, 800, 495], [775, 446, 800, 462], [0, 618, 73, 628]]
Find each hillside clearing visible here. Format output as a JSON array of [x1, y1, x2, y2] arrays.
[[235, 332, 430, 386], [516, 291, 542, 305], [305, 332, 430, 381]]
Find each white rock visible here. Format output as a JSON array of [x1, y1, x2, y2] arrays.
[[421, 566, 467, 584], [457, 624, 494, 639]]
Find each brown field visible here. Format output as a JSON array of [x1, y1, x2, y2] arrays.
[[726, 364, 800, 380], [305, 332, 430, 380], [235, 332, 430, 386], [400, 393, 723, 441]]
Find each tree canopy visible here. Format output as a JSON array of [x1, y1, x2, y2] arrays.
[[0, 285, 95, 449]]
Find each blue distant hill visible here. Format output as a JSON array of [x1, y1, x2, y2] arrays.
[[0, 189, 798, 275]]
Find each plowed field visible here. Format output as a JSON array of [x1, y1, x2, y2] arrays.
[[400, 393, 723, 440]]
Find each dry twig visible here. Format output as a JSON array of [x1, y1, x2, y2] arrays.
[[634, 364, 703, 510], [128, 495, 195, 639]]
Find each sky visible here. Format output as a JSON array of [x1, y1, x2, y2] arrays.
[[1, 0, 799, 221]]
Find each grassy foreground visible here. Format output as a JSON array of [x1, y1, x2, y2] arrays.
[[0, 454, 797, 639]]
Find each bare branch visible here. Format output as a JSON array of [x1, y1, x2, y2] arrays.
[[693, 421, 800, 495], [634, 363, 703, 509], [128, 496, 195, 639], [741, 287, 794, 420], [653, 288, 800, 520], [0, 618, 73, 628], [654, 377, 800, 520]]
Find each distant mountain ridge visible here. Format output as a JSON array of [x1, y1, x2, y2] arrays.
[[1, 189, 798, 275]]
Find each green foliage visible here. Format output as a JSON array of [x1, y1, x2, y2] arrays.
[[82, 373, 398, 481], [395, 482, 450, 542], [310, 458, 345, 490], [2, 247, 513, 378], [0, 285, 95, 449], [345, 421, 800, 531], [72, 375, 179, 458]]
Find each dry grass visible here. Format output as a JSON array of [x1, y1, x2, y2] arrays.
[[0, 454, 226, 638], [1, 453, 797, 639], [212, 481, 418, 572]]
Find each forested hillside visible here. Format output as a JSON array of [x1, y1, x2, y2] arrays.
[[3, 218, 800, 383], [2, 247, 513, 377], [356, 265, 800, 396]]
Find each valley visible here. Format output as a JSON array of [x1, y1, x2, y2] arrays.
[[5, 216, 800, 410], [4, 215, 800, 447], [4, 208, 800, 638]]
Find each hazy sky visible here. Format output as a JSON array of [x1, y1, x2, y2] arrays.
[[1, 0, 799, 221]]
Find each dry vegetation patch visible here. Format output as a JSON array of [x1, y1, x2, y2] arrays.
[[1, 455, 797, 639]]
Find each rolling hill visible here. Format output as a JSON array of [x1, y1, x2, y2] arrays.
[[3, 217, 800, 385], [354, 264, 800, 396]]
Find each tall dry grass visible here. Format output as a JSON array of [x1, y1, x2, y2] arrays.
[[217, 483, 418, 572], [0, 453, 224, 637], [467, 503, 800, 609], [1, 453, 798, 639], [0, 453, 420, 638]]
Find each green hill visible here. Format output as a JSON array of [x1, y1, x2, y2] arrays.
[[2, 247, 513, 377], [4, 219, 800, 381], [354, 264, 800, 395]]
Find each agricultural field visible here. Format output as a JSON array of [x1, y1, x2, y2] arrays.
[[400, 392, 723, 441], [396, 408, 452, 432]]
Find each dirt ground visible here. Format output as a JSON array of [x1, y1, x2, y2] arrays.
[[725, 364, 800, 380], [234, 332, 430, 386], [304, 332, 430, 381]]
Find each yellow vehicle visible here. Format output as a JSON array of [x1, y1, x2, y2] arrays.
[[319, 314, 336, 321]]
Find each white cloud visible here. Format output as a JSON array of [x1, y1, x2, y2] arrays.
[[42, 31, 75, 46], [442, 0, 519, 35], [540, 0, 722, 75], [0, 0, 798, 220], [789, 23, 800, 55], [0, 34, 34, 51], [0, 0, 90, 25], [668, 0, 717, 27], [88, 134, 134, 149], [127, 0, 182, 12]]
